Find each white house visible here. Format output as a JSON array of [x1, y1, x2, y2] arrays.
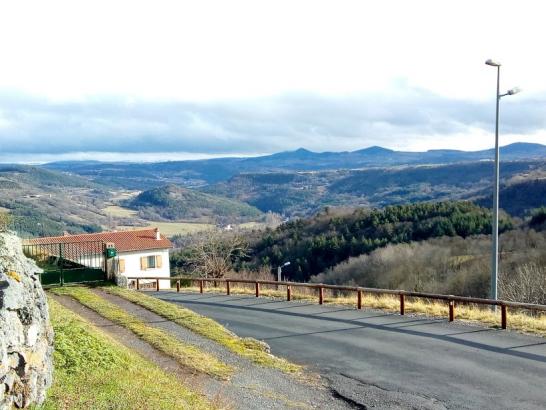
[[27, 228, 173, 289]]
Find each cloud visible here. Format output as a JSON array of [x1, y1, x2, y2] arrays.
[[0, 86, 544, 159]]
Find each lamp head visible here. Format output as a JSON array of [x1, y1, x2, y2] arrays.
[[283, 262, 291, 267], [507, 87, 521, 95], [485, 59, 501, 67]]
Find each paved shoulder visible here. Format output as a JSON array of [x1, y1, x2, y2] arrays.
[[152, 291, 546, 410]]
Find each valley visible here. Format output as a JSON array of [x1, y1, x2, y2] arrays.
[[1, 142, 545, 241]]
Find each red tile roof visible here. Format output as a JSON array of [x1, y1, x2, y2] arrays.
[[26, 228, 172, 253]]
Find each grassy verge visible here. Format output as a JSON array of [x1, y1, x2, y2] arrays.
[[102, 286, 302, 374], [50, 286, 233, 379], [41, 298, 211, 410], [180, 284, 546, 337]]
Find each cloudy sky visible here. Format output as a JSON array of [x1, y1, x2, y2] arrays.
[[0, 0, 545, 162]]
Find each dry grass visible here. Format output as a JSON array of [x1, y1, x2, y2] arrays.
[[50, 286, 233, 379], [179, 283, 546, 337], [102, 205, 138, 218], [103, 285, 302, 374], [237, 222, 266, 230], [42, 298, 212, 410]]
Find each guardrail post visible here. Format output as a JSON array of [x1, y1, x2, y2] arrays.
[[287, 285, 291, 301], [156, 278, 160, 292], [226, 280, 231, 295], [357, 289, 362, 309], [136, 278, 140, 290], [255, 282, 260, 297], [176, 280, 180, 293], [199, 280, 204, 294], [501, 304, 507, 329], [449, 300, 454, 322], [319, 286, 324, 305], [399, 293, 405, 315]]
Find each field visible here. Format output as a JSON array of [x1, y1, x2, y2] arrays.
[[102, 205, 138, 218], [238, 221, 266, 230], [118, 221, 214, 237]]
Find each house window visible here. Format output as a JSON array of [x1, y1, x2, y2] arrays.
[[140, 254, 163, 270], [147, 255, 156, 269]]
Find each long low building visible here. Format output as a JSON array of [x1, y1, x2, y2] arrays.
[[25, 228, 173, 289]]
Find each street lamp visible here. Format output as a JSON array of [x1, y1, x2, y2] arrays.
[[277, 261, 290, 282], [485, 58, 520, 301]]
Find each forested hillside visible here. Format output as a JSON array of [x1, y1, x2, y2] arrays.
[[206, 160, 546, 216], [247, 202, 509, 282], [476, 179, 546, 217], [0, 165, 108, 236], [311, 228, 546, 300], [124, 184, 262, 223]]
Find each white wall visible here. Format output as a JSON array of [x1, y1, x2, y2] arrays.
[[117, 248, 171, 289]]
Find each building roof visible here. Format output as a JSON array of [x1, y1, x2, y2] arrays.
[[26, 228, 172, 253]]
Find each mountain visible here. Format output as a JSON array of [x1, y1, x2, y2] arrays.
[[123, 184, 262, 223], [44, 142, 546, 189]]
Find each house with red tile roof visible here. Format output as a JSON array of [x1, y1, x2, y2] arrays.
[[27, 228, 173, 289]]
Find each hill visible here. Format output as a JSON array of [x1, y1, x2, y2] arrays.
[[475, 178, 546, 217], [124, 184, 262, 223], [0, 164, 109, 236], [205, 160, 546, 216], [245, 201, 506, 282]]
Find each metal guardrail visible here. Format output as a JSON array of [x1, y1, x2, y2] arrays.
[[127, 276, 546, 330]]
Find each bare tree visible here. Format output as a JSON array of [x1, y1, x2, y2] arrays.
[[500, 263, 546, 305], [186, 230, 249, 278]]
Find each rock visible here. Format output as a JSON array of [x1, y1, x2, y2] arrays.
[[0, 232, 53, 409]]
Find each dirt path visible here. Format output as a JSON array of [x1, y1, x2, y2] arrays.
[[51, 291, 355, 409]]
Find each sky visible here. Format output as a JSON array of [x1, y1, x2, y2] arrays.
[[0, 0, 545, 162]]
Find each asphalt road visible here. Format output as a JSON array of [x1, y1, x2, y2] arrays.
[[152, 291, 546, 410]]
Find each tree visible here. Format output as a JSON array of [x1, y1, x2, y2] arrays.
[[185, 231, 249, 278]]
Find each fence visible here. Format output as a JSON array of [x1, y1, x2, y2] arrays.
[[22, 240, 107, 286], [127, 275, 546, 331]]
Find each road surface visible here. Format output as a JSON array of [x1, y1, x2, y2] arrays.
[[152, 291, 546, 409]]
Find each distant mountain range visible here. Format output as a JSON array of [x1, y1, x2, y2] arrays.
[[44, 142, 546, 189]]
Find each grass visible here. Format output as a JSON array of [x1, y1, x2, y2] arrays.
[[237, 221, 266, 230], [118, 221, 214, 236], [102, 205, 138, 218], [102, 285, 302, 374], [40, 298, 211, 410], [50, 286, 233, 379], [179, 284, 546, 337]]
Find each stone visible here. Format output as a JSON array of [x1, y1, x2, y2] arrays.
[[0, 232, 53, 409]]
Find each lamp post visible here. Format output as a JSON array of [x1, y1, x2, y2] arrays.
[[277, 261, 290, 282], [485, 59, 520, 300]]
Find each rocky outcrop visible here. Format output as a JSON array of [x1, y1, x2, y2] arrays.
[[0, 232, 53, 409]]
